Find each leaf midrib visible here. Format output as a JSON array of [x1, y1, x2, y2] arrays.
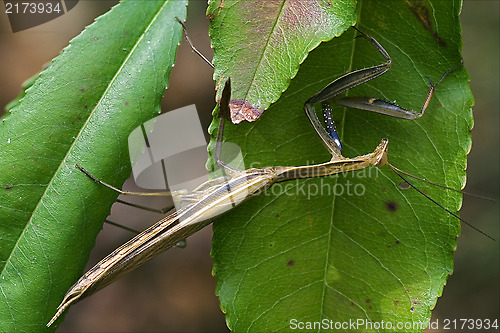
[[317, 4, 361, 328]]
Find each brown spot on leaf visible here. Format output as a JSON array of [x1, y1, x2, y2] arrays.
[[4, 185, 12, 190], [229, 100, 264, 123], [307, 210, 313, 227], [398, 181, 411, 190], [287, 259, 294, 266], [385, 201, 398, 212], [405, 0, 447, 46]]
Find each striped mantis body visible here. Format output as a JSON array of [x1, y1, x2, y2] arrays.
[[48, 27, 465, 327]]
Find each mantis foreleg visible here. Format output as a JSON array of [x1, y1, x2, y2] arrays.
[[305, 27, 461, 153]]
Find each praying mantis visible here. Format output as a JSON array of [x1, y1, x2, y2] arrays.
[[47, 25, 468, 327]]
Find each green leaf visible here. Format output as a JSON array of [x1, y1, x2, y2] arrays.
[[207, 0, 357, 123], [212, 0, 472, 332], [0, 1, 187, 331]]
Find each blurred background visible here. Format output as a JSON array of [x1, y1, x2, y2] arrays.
[[0, 1, 497, 332]]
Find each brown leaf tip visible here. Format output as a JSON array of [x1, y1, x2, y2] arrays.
[[229, 100, 264, 124]]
